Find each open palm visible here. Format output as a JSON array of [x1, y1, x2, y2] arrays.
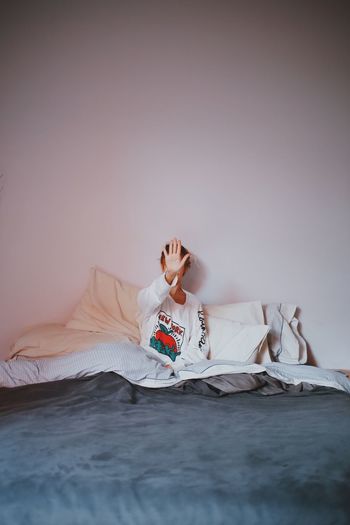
[[162, 238, 190, 273]]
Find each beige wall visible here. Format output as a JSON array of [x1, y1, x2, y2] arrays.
[[1, 1, 349, 367]]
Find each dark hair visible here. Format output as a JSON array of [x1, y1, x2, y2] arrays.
[[160, 243, 191, 270]]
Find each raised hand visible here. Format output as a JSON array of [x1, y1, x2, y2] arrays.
[[162, 238, 190, 274]]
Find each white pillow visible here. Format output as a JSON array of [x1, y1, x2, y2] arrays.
[[207, 316, 270, 363], [204, 301, 270, 363], [204, 301, 264, 325]]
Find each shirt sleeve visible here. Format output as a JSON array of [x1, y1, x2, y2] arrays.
[[137, 272, 178, 320], [175, 304, 210, 370]]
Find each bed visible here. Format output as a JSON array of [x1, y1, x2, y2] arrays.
[[1, 370, 349, 525]]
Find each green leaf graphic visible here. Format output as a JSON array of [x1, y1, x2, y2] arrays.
[[159, 323, 171, 334]]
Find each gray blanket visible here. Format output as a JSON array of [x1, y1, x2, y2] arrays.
[[1, 371, 349, 525]]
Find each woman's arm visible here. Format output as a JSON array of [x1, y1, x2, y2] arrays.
[[137, 239, 190, 319], [137, 271, 178, 319]]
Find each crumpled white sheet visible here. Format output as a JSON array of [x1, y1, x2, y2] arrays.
[[135, 360, 350, 394], [3, 342, 348, 394]]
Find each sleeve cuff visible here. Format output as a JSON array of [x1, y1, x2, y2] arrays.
[[162, 272, 178, 288]]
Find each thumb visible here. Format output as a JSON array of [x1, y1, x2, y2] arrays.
[[179, 253, 190, 267]]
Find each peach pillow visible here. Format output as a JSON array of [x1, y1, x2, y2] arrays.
[[65, 266, 141, 343], [8, 323, 119, 360]]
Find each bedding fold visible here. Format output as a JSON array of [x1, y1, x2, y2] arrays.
[[3, 342, 350, 394]]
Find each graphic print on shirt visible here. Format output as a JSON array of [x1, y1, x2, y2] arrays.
[[149, 310, 185, 362], [197, 309, 207, 351]]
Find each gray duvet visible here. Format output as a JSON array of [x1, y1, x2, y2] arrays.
[[0, 372, 349, 525]]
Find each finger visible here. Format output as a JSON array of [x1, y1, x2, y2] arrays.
[[171, 238, 177, 255], [179, 253, 190, 267], [177, 239, 181, 256]]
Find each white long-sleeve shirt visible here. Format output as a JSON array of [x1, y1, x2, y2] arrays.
[[136, 272, 210, 371]]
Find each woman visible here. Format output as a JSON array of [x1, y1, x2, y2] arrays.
[[137, 237, 209, 371], [0, 238, 209, 388]]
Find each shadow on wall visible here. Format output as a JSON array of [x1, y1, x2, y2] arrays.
[[182, 255, 208, 295], [183, 255, 246, 303]]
